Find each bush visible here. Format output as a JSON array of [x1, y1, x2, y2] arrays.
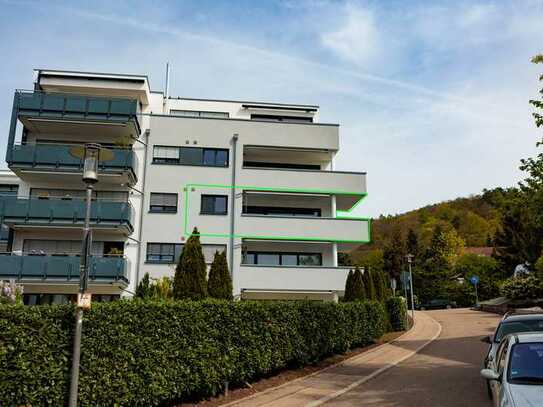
[[386, 297, 407, 331], [0, 300, 387, 406], [501, 275, 543, 300], [173, 227, 208, 299], [207, 251, 233, 300]]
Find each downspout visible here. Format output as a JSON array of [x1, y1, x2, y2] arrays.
[[134, 129, 150, 287], [229, 134, 238, 279]]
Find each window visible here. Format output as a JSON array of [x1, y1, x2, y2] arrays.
[[243, 252, 323, 266], [146, 243, 225, 264], [23, 239, 104, 256], [153, 146, 229, 167], [170, 109, 229, 119], [250, 114, 313, 123], [30, 189, 128, 202], [201, 195, 228, 215], [153, 146, 180, 163], [243, 206, 321, 217], [150, 193, 177, 213], [146, 243, 183, 263]]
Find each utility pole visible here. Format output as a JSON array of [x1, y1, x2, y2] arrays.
[[406, 254, 415, 324]]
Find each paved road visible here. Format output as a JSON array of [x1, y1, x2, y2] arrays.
[[326, 309, 501, 407]]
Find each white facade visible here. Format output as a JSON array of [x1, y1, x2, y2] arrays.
[[0, 69, 370, 303]]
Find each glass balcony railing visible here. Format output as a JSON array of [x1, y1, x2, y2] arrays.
[[15, 90, 140, 135], [8, 143, 137, 183], [0, 196, 134, 233], [0, 254, 128, 284]]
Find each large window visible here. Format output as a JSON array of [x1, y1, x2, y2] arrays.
[[243, 206, 321, 217], [146, 243, 183, 263], [153, 146, 229, 167], [170, 109, 229, 119], [201, 195, 228, 215], [243, 252, 322, 266], [149, 193, 177, 213], [146, 243, 226, 264]]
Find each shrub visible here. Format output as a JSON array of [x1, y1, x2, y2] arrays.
[[173, 227, 208, 299], [386, 297, 407, 331], [363, 268, 376, 300], [135, 272, 152, 299], [0, 300, 387, 406], [501, 275, 543, 300], [207, 251, 233, 300], [352, 268, 366, 300]]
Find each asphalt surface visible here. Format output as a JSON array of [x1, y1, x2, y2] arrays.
[[326, 309, 502, 407]]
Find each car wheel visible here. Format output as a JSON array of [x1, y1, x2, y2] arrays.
[[486, 380, 492, 399]]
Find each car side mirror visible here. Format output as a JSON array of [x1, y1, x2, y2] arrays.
[[481, 369, 501, 382], [481, 336, 492, 344]]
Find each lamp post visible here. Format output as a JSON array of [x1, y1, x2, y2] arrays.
[[406, 254, 415, 324], [68, 143, 113, 407]]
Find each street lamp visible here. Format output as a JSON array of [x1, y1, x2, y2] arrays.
[[406, 254, 415, 324], [68, 143, 113, 407]]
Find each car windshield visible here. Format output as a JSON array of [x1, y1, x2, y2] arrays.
[[508, 343, 543, 384], [495, 319, 543, 342]]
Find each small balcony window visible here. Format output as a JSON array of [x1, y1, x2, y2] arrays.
[[201, 195, 228, 215], [149, 193, 177, 213]]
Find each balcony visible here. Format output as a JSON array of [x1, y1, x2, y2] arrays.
[[237, 215, 370, 243], [239, 264, 351, 292], [0, 196, 134, 234], [8, 143, 137, 185], [10, 90, 140, 144], [239, 168, 366, 210], [0, 254, 128, 284]]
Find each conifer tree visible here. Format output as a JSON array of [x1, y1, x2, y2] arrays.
[[173, 227, 208, 300], [136, 272, 152, 299], [362, 268, 376, 300], [208, 251, 233, 300], [352, 267, 365, 301], [372, 269, 384, 301], [344, 269, 355, 301]]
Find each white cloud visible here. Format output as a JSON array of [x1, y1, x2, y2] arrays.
[[321, 5, 380, 66]]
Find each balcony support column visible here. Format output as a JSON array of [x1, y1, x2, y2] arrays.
[[332, 243, 338, 267]]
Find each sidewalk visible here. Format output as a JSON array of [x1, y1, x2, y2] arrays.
[[224, 311, 442, 407]]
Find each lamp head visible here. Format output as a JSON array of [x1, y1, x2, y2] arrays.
[[69, 143, 114, 184]]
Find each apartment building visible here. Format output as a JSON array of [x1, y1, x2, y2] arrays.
[[0, 69, 370, 304]]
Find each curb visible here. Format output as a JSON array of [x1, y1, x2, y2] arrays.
[[222, 313, 435, 407]]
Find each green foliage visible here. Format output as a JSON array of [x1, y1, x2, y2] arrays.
[[135, 272, 152, 299], [454, 254, 503, 300], [371, 269, 385, 301], [425, 226, 465, 269], [501, 275, 543, 300], [386, 297, 407, 331], [0, 300, 387, 406], [363, 269, 377, 300], [383, 229, 405, 280], [530, 54, 543, 127], [344, 269, 354, 301], [442, 281, 475, 307], [207, 251, 233, 300], [536, 256, 543, 280], [173, 227, 208, 300], [344, 268, 365, 301]]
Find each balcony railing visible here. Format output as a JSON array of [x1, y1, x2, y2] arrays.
[[15, 90, 141, 135], [0, 196, 134, 233], [0, 254, 128, 284], [8, 143, 137, 183]]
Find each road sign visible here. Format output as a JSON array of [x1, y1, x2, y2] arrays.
[[470, 275, 480, 285]]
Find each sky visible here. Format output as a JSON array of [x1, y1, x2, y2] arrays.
[[0, 0, 542, 218]]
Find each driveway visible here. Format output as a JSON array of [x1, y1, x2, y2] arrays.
[[325, 308, 501, 406]]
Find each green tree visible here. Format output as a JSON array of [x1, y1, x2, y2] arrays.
[[406, 229, 420, 262], [383, 229, 405, 281], [536, 256, 543, 281], [136, 272, 152, 299], [207, 251, 233, 300], [371, 269, 387, 301], [363, 268, 376, 300], [173, 227, 208, 300], [352, 267, 366, 300], [344, 269, 355, 301]]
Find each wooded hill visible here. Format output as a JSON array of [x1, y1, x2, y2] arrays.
[[352, 187, 517, 260]]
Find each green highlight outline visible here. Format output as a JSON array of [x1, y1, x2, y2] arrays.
[[183, 183, 372, 244]]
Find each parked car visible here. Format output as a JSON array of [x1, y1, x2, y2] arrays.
[[481, 332, 543, 406], [482, 312, 543, 398], [417, 298, 456, 310]]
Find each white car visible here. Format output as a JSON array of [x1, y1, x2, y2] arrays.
[[481, 332, 543, 407]]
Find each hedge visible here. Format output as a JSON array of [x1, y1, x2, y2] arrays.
[[0, 299, 387, 406], [386, 297, 407, 331]]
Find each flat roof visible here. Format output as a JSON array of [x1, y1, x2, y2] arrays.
[[168, 96, 319, 109]]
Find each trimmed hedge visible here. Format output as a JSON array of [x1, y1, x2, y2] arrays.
[[386, 297, 408, 331], [0, 300, 387, 406]]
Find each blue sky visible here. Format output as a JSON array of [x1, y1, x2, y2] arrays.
[[0, 0, 542, 217]]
